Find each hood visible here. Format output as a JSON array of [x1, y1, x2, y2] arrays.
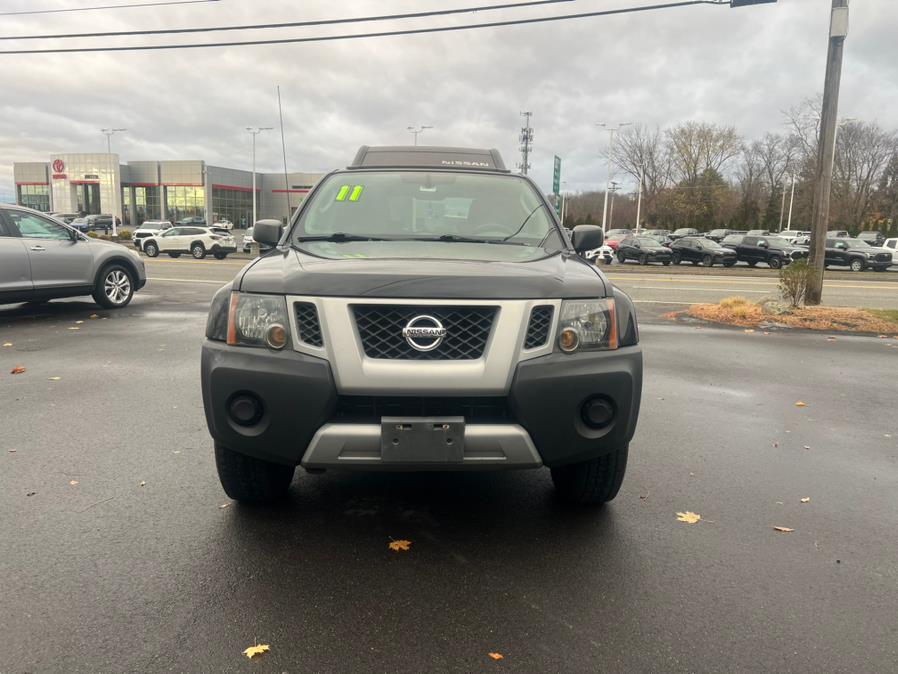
[[238, 248, 608, 299]]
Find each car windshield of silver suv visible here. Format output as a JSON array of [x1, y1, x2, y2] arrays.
[[201, 146, 642, 508]]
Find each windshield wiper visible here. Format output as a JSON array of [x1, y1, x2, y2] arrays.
[[424, 234, 526, 246], [295, 232, 391, 243]]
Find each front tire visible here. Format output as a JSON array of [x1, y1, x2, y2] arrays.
[[768, 256, 783, 270], [702, 254, 713, 267], [551, 444, 629, 504], [639, 254, 649, 266], [168, 252, 181, 258], [214, 252, 227, 260], [617, 251, 626, 264], [191, 243, 206, 259], [214, 442, 295, 504], [143, 241, 159, 257], [93, 264, 135, 309], [849, 258, 864, 272], [672, 253, 681, 265]]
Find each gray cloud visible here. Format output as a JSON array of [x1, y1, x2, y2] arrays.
[[2, 0, 895, 202]]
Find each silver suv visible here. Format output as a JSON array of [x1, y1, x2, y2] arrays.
[[0, 204, 146, 308]]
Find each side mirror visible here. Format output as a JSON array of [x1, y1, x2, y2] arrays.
[[571, 225, 604, 253], [253, 219, 284, 247]]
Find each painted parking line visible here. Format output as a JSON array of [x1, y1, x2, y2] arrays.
[[147, 277, 227, 285], [143, 258, 247, 266], [628, 286, 770, 294]]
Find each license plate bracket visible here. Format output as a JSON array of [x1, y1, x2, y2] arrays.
[[381, 416, 465, 463]]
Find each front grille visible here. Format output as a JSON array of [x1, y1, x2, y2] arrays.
[[875, 253, 891, 262], [135, 232, 151, 239], [294, 302, 324, 347], [352, 305, 496, 360], [525, 306, 554, 349], [334, 396, 512, 423]]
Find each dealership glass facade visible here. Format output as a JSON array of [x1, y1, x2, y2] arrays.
[[17, 184, 50, 212], [122, 186, 162, 226], [211, 187, 256, 228], [166, 185, 205, 221]]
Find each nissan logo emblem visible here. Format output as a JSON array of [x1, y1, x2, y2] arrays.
[[402, 315, 447, 352]]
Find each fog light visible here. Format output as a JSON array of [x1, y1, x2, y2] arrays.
[[228, 394, 263, 427], [265, 323, 287, 350], [581, 396, 615, 429], [558, 327, 580, 353]]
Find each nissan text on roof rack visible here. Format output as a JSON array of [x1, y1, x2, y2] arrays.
[[202, 146, 643, 506]]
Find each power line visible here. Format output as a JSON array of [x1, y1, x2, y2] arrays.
[[0, 0, 575, 41], [0, 0, 220, 17], [0, 1, 727, 55]]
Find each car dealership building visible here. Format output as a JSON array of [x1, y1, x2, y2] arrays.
[[13, 153, 323, 228]]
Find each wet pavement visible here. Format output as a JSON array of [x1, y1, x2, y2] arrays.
[[1, 276, 897, 673]]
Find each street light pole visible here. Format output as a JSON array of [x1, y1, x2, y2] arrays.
[[807, 0, 849, 305], [597, 122, 632, 234], [635, 163, 645, 233], [100, 128, 127, 236], [778, 180, 787, 232], [246, 127, 273, 227], [407, 124, 433, 146], [787, 174, 796, 230]]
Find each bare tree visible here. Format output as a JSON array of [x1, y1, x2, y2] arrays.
[[666, 122, 743, 185], [608, 124, 671, 210], [832, 121, 898, 229]]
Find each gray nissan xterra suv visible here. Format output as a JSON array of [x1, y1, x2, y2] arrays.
[[202, 146, 642, 505]]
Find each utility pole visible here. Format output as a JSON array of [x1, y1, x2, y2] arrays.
[[608, 181, 620, 230], [597, 122, 631, 234], [101, 128, 126, 236], [807, 0, 849, 305], [407, 124, 433, 146], [518, 112, 533, 175], [635, 163, 645, 233], [246, 126, 273, 227]]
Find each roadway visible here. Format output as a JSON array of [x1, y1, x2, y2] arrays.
[[139, 256, 898, 311]]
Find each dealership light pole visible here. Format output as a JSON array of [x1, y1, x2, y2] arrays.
[[101, 128, 126, 236], [608, 181, 620, 230], [787, 173, 796, 230], [246, 126, 272, 227], [807, 0, 849, 306], [597, 122, 631, 234], [634, 163, 645, 233], [407, 124, 433, 146]]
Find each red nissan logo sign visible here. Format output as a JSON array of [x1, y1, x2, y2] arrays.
[[52, 159, 65, 173]]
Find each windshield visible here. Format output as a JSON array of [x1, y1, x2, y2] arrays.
[[694, 239, 725, 249], [842, 239, 870, 248], [292, 171, 562, 260], [636, 237, 660, 247]]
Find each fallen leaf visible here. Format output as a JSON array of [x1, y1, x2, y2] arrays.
[[75, 320, 84, 325], [676, 511, 701, 524], [10, 366, 26, 375], [639, 494, 648, 500], [26, 491, 36, 497], [885, 434, 892, 439], [800, 497, 810, 503], [67, 327, 80, 331], [69, 480, 79, 486], [218, 503, 231, 509], [773, 526, 794, 533], [763, 331, 770, 335], [138, 481, 146, 487], [773, 442, 779, 448], [48, 376, 62, 381], [8, 449, 16, 453], [744, 329, 755, 333], [879, 335, 887, 339], [389, 539, 412, 552], [89, 314, 99, 319], [242, 644, 270, 659], [488, 653, 504, 661], [2, 342, 12, 347], [826, 336, 837, 341], [803, 445, 811, 450], [794, 401, 807, 407]]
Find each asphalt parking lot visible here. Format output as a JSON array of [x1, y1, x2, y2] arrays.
[[2, 274, 897, 673]]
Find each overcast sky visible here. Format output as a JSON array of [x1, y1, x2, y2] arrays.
[[1, 0, 895, 202]]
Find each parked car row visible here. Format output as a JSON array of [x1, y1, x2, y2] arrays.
[[596, 228, 897, 271]]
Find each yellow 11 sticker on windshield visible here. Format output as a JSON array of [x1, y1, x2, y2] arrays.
[[336, 185, 364, 202]]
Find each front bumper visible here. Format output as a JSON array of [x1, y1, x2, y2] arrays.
[[201, 341, 642, 469]]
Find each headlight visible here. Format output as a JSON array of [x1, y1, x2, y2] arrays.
[[226, 292, 290, 349], [556, 299, 618, 353]]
